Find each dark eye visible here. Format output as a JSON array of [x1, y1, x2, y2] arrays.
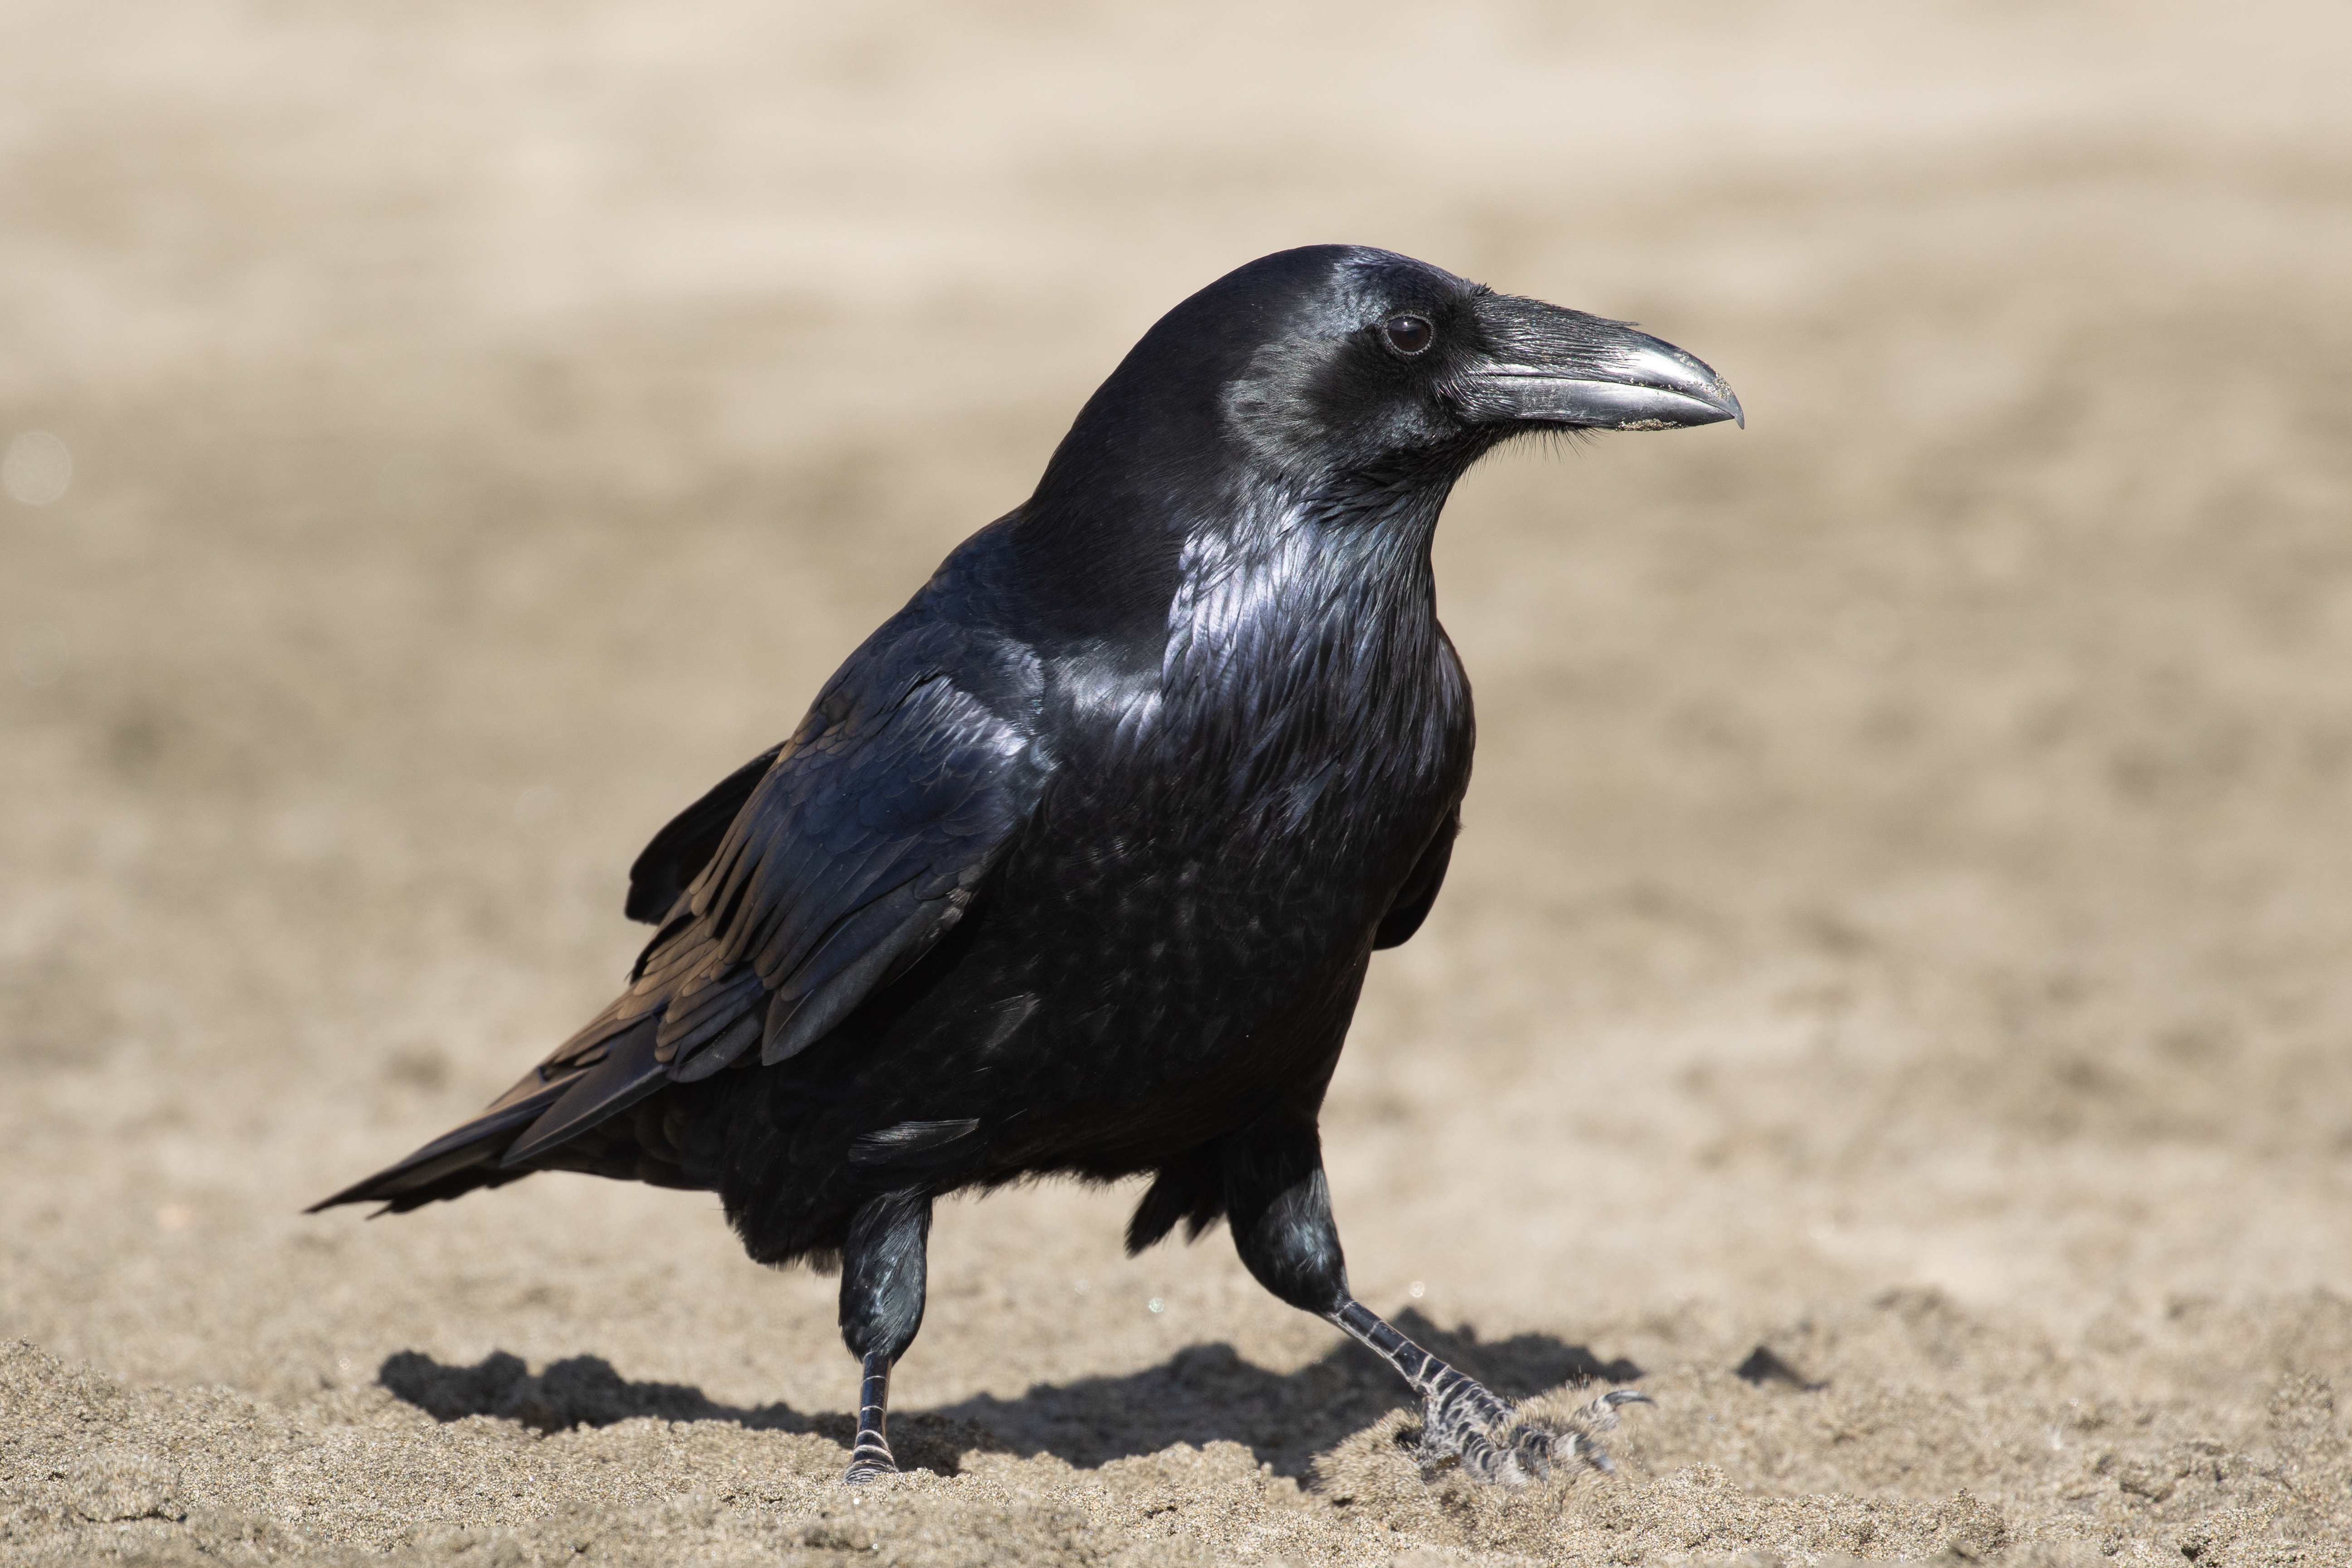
[[1383, 315, 1434, 356]]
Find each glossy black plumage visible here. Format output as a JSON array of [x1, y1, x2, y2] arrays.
[[314, 245, 1740, 1484]]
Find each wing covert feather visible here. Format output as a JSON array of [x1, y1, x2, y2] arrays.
[[632, 618, 1045, 1082], [1371, 806, 1458, 951]]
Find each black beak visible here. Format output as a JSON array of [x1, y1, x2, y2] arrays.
[[1456, 295, 1743, 432]]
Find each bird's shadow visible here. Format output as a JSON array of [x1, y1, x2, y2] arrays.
[[377, 1309, 1643, 1480]]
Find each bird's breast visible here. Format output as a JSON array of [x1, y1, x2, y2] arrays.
[[1046, 586, 1472, 937]]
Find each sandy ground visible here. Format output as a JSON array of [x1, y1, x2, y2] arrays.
[[5, 2, 2352, 1563]]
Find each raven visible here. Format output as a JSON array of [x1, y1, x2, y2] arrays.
[[313, 245, 1741, 1485]]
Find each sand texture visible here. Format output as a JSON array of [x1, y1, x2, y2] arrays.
[[4, 2, 2350, 1563]]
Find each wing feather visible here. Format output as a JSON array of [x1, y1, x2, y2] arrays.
[[1372, 806, 1459, 951], [624, 745, 783, 923], [311, 606, 1049, 1210]]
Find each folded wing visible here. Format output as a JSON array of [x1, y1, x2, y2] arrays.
[[311, 612, 1048, 1212]]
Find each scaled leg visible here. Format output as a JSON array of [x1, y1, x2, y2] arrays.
[[837, 1189, 932, 1484], [1220, 1116, 1645, 1486], [848, 1352, 895, 1483], [1328, 1298, 1649, 1484]]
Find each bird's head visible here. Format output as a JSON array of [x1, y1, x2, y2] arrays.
[[1003, 246, 1741, 649], [1035, 244, 1741, 516]]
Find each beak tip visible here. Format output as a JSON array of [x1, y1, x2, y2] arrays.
[[1706, 379, 1744, 431], [1699, 388, 1743, 431]]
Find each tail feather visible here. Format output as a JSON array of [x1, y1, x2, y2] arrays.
[[303, 1082, 565, 1213], [306, 1017, 670, 1214], [500, 1017, 669, 1168]]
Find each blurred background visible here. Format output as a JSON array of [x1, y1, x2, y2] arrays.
[[3, 1, 2349, 1559]]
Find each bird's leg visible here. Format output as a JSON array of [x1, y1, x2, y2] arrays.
[[1326, 1297, 1649, 1483], [837, 1188, 933, 1484], [849, 1350, 894, 1480], [1219, 1114, 1645, 1486]]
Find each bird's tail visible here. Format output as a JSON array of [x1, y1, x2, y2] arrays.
[[306, 1010, 674, 1215]]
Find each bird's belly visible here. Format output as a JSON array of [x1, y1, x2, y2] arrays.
[[852, 787, 1429, 1170], [698, 850, 1374, 1260], [705, 717, 1468, 1248]]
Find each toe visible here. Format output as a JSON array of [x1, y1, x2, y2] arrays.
[[843, 1452, 900, 1485], [1453, 1428, 1535, 1486]]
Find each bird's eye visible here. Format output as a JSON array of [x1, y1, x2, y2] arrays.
[[1383, 315, 1434, 356]]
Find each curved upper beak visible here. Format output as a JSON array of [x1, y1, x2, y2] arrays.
[[1456, 294, 1743, 432]]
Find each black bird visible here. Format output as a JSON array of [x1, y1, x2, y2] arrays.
[[313, 245, 1741, 1485]]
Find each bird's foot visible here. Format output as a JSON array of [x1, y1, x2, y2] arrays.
[[1418, 1384, 1651, 1486], [842, 1442, 900, 1485], [1332, 1296, 1647, 1487]]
